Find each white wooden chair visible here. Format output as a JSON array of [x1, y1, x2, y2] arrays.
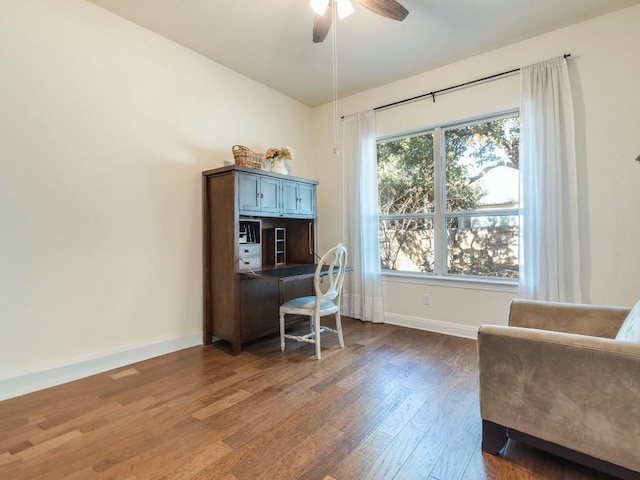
[[279, 244, 347, 359]]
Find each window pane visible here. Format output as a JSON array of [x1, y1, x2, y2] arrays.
[[377, 133, 434, 215], [446, 215, 519, 278], [379, 218, 434, 272], [445, 116, 520, 212]]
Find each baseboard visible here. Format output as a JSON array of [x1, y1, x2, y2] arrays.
[[384, 313, 479, 339], [0, 334, 202, 401]]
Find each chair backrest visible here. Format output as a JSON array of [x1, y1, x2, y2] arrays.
[[314, 243, 347, 303]]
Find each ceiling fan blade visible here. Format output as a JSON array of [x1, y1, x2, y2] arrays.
[[313, 11, 333, 43], [355, 0, 409, 21]]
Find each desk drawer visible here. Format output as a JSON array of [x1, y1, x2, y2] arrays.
[[239, 245, 261, 257], [238, 254, 261, 272]]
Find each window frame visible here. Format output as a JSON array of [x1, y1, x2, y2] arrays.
[[377, 109, 520, 285]]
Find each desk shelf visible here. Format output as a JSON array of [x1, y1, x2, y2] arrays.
[[265, 227, 286, 266]]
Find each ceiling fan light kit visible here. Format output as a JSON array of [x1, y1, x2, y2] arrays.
[[312, 0, 409, 43], [336, 0, 355, 19], [310, 0, 329, 16], [310, 0, 354, 19]]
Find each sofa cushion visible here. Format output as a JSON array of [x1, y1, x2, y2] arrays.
[[615, 301, 640, 342]]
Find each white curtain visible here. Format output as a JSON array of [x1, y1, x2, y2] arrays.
[[519, 56, 582, 302], [342, 110, 385, 322]]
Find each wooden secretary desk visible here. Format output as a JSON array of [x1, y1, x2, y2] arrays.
[[202, 165, 318, 354]]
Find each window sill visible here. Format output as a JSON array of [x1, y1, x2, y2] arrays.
[[381, 271, 519, 293]]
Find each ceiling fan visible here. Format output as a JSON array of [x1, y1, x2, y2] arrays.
[[311, 0, 409, 43]]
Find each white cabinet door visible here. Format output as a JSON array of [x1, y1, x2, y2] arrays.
[[298, 183, 315, 217], [260, 177, 281, 214], [238, 172, 261, 213], [282, 181, 299, 215]]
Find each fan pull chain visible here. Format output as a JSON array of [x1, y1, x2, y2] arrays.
[[332, 1, 339, 156]]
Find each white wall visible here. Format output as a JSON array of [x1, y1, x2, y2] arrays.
[[0, 0, 313, 392], [312, 4, 640, 334], [2, 1, 638, 398]]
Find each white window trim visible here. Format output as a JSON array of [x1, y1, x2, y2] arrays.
[[377, 109, 520, 285], [434, 126, 445, 275], [382, 271, 518, 293]]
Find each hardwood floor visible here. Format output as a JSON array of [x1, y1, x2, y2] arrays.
[[0, 319, 617, 480]]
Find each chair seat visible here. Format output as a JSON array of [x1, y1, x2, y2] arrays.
[[280, 296, 339, 316]]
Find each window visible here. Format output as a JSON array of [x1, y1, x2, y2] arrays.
[[377, 112, 520, 279]]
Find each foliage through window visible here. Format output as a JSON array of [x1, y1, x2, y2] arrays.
[[377, 113, 520, 279]]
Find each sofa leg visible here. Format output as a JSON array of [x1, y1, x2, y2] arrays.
[[482, 420, 508, 455]]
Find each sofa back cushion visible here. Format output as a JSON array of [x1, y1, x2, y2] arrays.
[[615, 301, 640, 342]]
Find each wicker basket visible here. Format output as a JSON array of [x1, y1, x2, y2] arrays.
[[232, 145, 264, 170]]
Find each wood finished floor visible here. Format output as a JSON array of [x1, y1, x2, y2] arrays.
[[0, 319, 617, 480]]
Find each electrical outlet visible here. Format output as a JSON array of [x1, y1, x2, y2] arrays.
[[423, 294, 431, 305]]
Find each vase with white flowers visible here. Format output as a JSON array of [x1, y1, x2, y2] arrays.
[[265, 146, 294, 175]]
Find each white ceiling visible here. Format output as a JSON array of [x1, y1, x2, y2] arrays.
[[85, 0, 640, 107]]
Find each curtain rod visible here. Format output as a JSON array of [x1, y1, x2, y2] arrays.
[[360, 53, 572, 114]]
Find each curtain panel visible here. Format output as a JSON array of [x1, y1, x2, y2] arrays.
[[519, 56, 582, 302], [342, 110, 385, 322]]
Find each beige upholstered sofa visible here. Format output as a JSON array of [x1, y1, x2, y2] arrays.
[[478, 299, 640, 480]]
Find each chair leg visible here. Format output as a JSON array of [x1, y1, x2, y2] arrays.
[[314, 314, 322, 360], [279, 310, 286, 351], [335, 312, 344, 348]]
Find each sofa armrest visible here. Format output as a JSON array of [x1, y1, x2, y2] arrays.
[[478, 325, 640, 473], [508, 299, 630, 338]]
